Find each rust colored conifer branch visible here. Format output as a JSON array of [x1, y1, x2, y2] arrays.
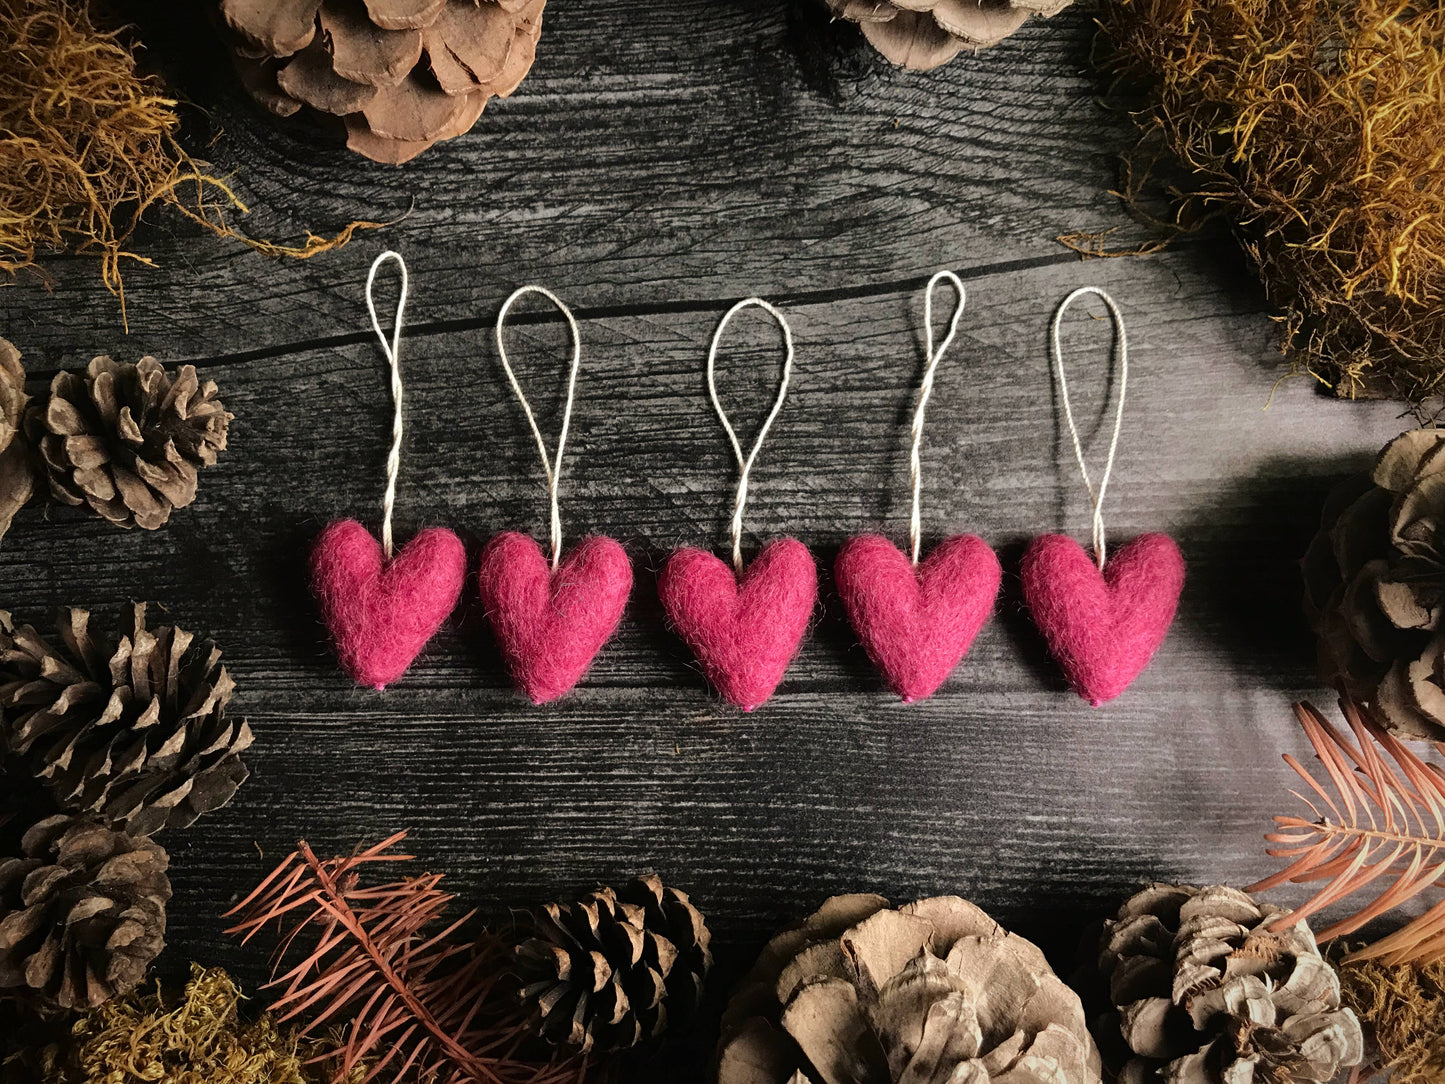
[[225, 831, 593, 1084], [1250, 698, 1445, 967]]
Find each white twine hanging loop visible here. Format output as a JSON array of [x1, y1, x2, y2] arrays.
[[708, 298, 795, 573], [366, 250, 409, 561], [496, 285, 582, 570], [1051, 286, 1129, 569], [907, 270, 967, 566]]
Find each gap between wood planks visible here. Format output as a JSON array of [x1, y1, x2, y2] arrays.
[[146, 247, 1168, 374]]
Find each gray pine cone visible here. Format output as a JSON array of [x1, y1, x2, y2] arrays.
[[515, 874, 712, 1053], [0, 339, 32, 543], [1099, 884, 1363, 1084], [27, 355, 230, 531], [0, 605, 252, 837], [1302, 428, 1445, 741], [823, 0, 1073, 70], [0, 814, 169, 1011], [222, 0, 546, 164], [717, 893, 1102, 1084]]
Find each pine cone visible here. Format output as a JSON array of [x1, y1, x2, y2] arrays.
[[1099, 884, 1363, 1084], [1302, 428, 1445, 741], [0, 605, 252, 837], [0, 338, 33, 543], [514, 874, 713, 1052], [222, 0, 546, 164], [26, 356, 230, 532], [0, 813, 169, 1011], [716, 893, 1102, 1084], [823, 0, 1073, 70]]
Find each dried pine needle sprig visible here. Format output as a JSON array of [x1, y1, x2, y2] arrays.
[[1249, 698, 1445, 967], [1096, 0, 1445, 401], [225, 831, 594, 1084], [0, 0, 372, 321], [1335, 952, 1445, 1084]]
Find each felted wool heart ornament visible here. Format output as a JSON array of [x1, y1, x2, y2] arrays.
[[311, 519, 467, 690], [659, 538, 817, 711], [309, 252, 465, 691], [1020, 532, 1185, 706], [477, 531, 632, 705], [835, 533, 1001, 702], [484, 284, 633, 704]]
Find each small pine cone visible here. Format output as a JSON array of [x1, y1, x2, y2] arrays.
[[26, 355, 230, 531], [221, 0, 546, 164], [1099, 884, 1364, 1084], [0, 605, 252, 837], [823, 0, 1073, 70], [515, 874, 713, 1052], [0, 814, 170, 1011], [0, 338, 33, 542]]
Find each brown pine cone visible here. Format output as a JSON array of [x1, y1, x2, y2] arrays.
[[1302, 428, 1445, 741], [717, 893, 1101, 1084], [0, 605, 252, 838], [1099, 884, 1363, 1084], [514, 874, 713, 1052], [222, 0, 546, 164], [26, 355, 230, 531], [0, 339, 32, 543], [0, 814, 169, 1011], [823, 0, 1073, 69]]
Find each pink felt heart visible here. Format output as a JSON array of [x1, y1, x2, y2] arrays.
[[835, 533, 1002, 702], [658, 538, 817, 711], [477, 531, 633, 705], [310, 519, 467, 690], [1020, 532, 1185, 706]]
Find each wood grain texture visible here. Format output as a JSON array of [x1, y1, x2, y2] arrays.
[[0, 1, 1428, 1077]]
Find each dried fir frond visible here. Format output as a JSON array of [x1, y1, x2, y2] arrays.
[[1250, 697, 1445, 966], [1336, 953, 1445, 1084], [226, 831, 593, 1084], [1097, 0, 1445, 401], [0, 0, 375, 320]]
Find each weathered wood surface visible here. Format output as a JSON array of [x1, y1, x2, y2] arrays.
[[0, 1, 1425, 1076]]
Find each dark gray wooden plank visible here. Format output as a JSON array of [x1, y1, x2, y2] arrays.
[[10, 2, 1139, 362], [0, 2, 1427, 1078]]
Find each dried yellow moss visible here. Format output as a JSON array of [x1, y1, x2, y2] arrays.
[[1339, 956, 1445, 1084], [0, 0, 371, 321], [1097, 0, 1445, 401], [59, 965, 318, 1084]]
